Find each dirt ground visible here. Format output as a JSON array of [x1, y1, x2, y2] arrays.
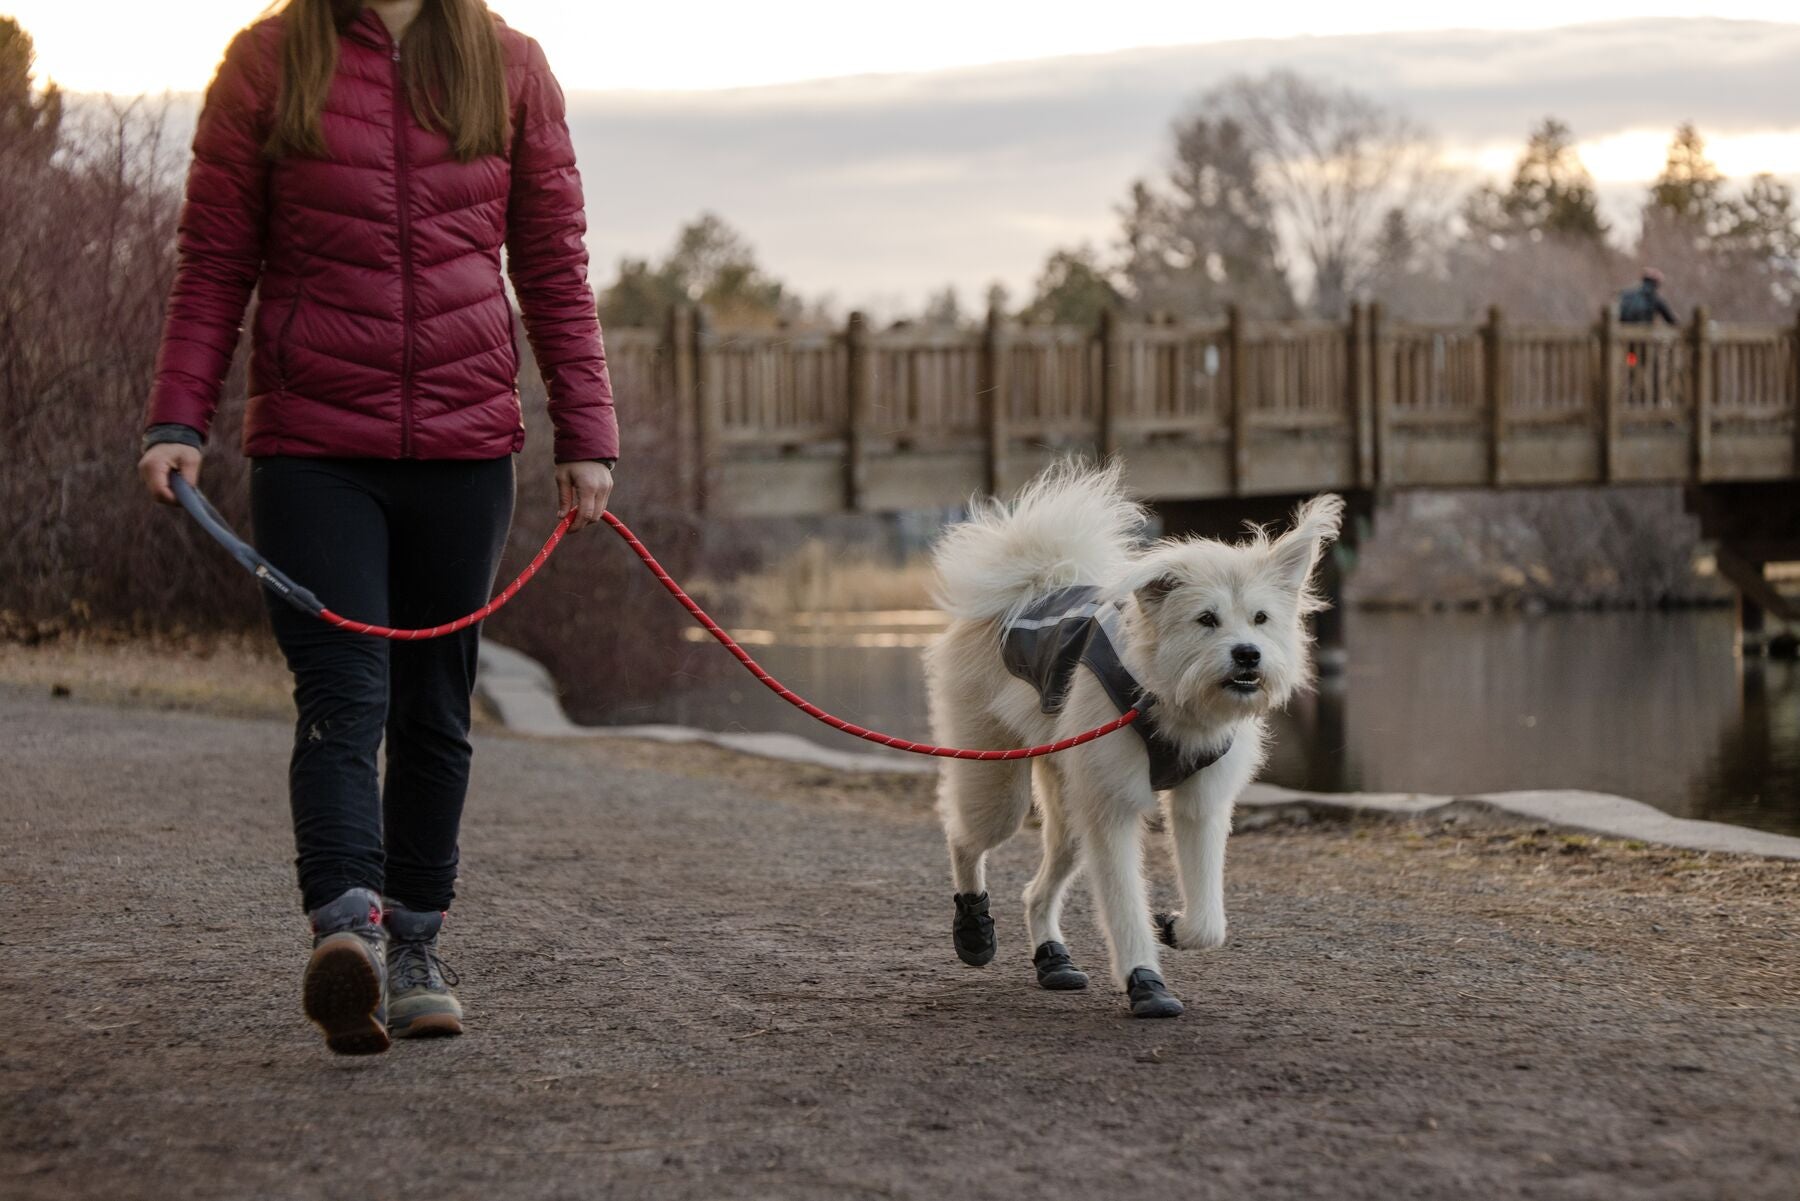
[[3, 683, 1798, 1200]]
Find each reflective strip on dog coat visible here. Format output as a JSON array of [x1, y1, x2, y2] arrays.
[[1000, 585, 1231, 789]]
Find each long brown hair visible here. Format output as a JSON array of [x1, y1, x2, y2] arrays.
[[268, 0, 509, 162]]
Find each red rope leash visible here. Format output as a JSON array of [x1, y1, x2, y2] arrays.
[[182, 475, 1139, 759], [595, 511, 1141, 761], [318, 512, 577, 640]]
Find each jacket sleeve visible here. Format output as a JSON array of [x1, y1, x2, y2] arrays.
[[144, 29, 272, 440], [507, 38, 619, 463]]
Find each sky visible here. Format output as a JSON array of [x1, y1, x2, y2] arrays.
[[11, 0, 1800, 94], [14, 4, 1800, 310]]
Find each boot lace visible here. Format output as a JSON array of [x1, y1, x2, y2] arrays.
[[391, 939, 460, 992]]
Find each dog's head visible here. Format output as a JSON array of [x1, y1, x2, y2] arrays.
[[1123, 494, 1345, 722]]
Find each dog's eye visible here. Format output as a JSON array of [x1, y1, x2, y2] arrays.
[[1254, 611, 1269, 625], [1197, 611, 1218, 628]]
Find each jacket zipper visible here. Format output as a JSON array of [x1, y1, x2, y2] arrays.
[[392, 41, 416, 458]]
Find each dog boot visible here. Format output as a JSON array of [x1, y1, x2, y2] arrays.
[[952, 892, 995, 966], [1032, 940, 1089, 991], [1153, 911, 1180, 948], [303, 887, 390, 1055], [1124, 967, 1184, 1019]]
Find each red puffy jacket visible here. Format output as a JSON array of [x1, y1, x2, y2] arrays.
[[146, 9, 618, 463]]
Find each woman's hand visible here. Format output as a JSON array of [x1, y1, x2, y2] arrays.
[[139, 443, 203, 505], [555, 461, 614, 532]]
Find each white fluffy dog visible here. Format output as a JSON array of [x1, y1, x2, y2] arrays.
[[924, 461, 1343, 1018]]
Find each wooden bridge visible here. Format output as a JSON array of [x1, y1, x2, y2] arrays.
[[608, 303, 1800, 516], [605, 303, 1800, 649]]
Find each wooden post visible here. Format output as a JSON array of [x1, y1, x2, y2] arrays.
[[1097, 307, 1121, 460], [1598, 305, 1620, 483], [1485, 304, 1506, 485], [844, 310, 870, 511], [667, 304, 702, 512], [1791, 308, 1800, 476], [1691, 305, 1713, 482], [979, 301, 1009, 495], [1348, 302, 1373, 489], [1369, 302, 1389, 489], [1227, 305, 1248, 495]]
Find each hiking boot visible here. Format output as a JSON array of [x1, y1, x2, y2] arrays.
[[303, 887, 389, 1055], [384, 903, 463, 1039], [1032, 940, 1089, 991], [1124, 967, 1184, 1019], [952, 892, 995, 967]]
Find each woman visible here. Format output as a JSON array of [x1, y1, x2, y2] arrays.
[[137, 0, 617, 1056]]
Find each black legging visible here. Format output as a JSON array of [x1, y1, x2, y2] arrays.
[[251, 456, 515, 913]]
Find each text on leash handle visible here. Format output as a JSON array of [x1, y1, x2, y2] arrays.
[[170, 477, 1140, 760]]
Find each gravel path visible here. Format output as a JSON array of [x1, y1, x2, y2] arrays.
[[3, 686, 1797, 1200]]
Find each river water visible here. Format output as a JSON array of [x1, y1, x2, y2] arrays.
[[594, 609, 1800, 837]]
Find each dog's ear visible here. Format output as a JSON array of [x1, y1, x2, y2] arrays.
[[1136, 574, 1181, 607], [1268, 494, 1346, 595]]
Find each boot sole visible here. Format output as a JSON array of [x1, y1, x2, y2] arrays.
[[1038, 969, 1090, 991], [303, 939, 389, 1056], [391, 1011, 463, 1039]]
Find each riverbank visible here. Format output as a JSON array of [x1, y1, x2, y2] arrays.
[[3, 684, 1798, 1199]]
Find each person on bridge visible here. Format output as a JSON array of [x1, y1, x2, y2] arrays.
[[135, 0, 618, 1055], [1618, 267, 1680, 326]]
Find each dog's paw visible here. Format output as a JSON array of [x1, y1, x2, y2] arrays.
[[1154, 910, 1227, 951], [1124, 967, 1184, 1019], [1153, 911, 1180, 947], [952, 892, 995, 967], [1032, 940, 1089, 991]]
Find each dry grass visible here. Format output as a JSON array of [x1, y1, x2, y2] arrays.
[[714, 540, 936, 620], [0, 633, 292, 719]]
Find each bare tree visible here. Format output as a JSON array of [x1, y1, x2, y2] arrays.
[[1203, 71, 1440, 318]]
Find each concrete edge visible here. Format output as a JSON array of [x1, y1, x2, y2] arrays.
[[1237, 785, 1800, 860], [478, 642, 1800, 862], [477, 641, 936, 776]]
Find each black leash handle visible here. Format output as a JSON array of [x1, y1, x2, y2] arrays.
[[170, 474, 326, 617]]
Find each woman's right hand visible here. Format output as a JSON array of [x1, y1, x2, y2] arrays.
[[139, 443, 203, 505]]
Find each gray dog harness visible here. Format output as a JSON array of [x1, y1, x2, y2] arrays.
[[1000, 586, 1231, 789]]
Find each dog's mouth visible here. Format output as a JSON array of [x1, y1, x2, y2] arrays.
[[1221, 670, 1264, 696]]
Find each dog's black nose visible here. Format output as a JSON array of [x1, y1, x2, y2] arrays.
[[1231, 644, 1261, 668]]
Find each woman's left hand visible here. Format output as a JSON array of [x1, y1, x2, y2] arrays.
[[555, 461, 614, 532]]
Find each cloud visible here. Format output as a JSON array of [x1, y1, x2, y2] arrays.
[[80, 18, 1800, 312], [568, 18, 1800, 308]]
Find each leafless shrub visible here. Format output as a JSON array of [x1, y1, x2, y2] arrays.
[[1349, 488, 1728, 610], [0, 96, 265, 635]]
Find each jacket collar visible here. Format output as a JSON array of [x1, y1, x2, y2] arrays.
[[341, 6, 395, 51]]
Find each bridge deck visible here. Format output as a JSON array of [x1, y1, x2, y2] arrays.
[[606, 304, 1800, 515]]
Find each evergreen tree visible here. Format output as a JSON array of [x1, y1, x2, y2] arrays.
[[920, 285, 963, 329], [1020, 246, 1122, 327], [1465, 118, 1606, 244], [1119, 117, 1291, 318], [0, 17, 63, 165], [1648, 123, 1726, 229], [983, 281, 1011, 321], [597, 213, 798, 329], [1719, 174, 1800, 266]]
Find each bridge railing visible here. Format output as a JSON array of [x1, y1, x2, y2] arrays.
[[620, 303, 1800, 514]]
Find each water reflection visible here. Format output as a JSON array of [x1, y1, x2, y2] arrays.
[[595, 610, 1800, 837]]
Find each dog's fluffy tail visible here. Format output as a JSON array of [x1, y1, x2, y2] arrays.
[[930, 460, 1148, 623]]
